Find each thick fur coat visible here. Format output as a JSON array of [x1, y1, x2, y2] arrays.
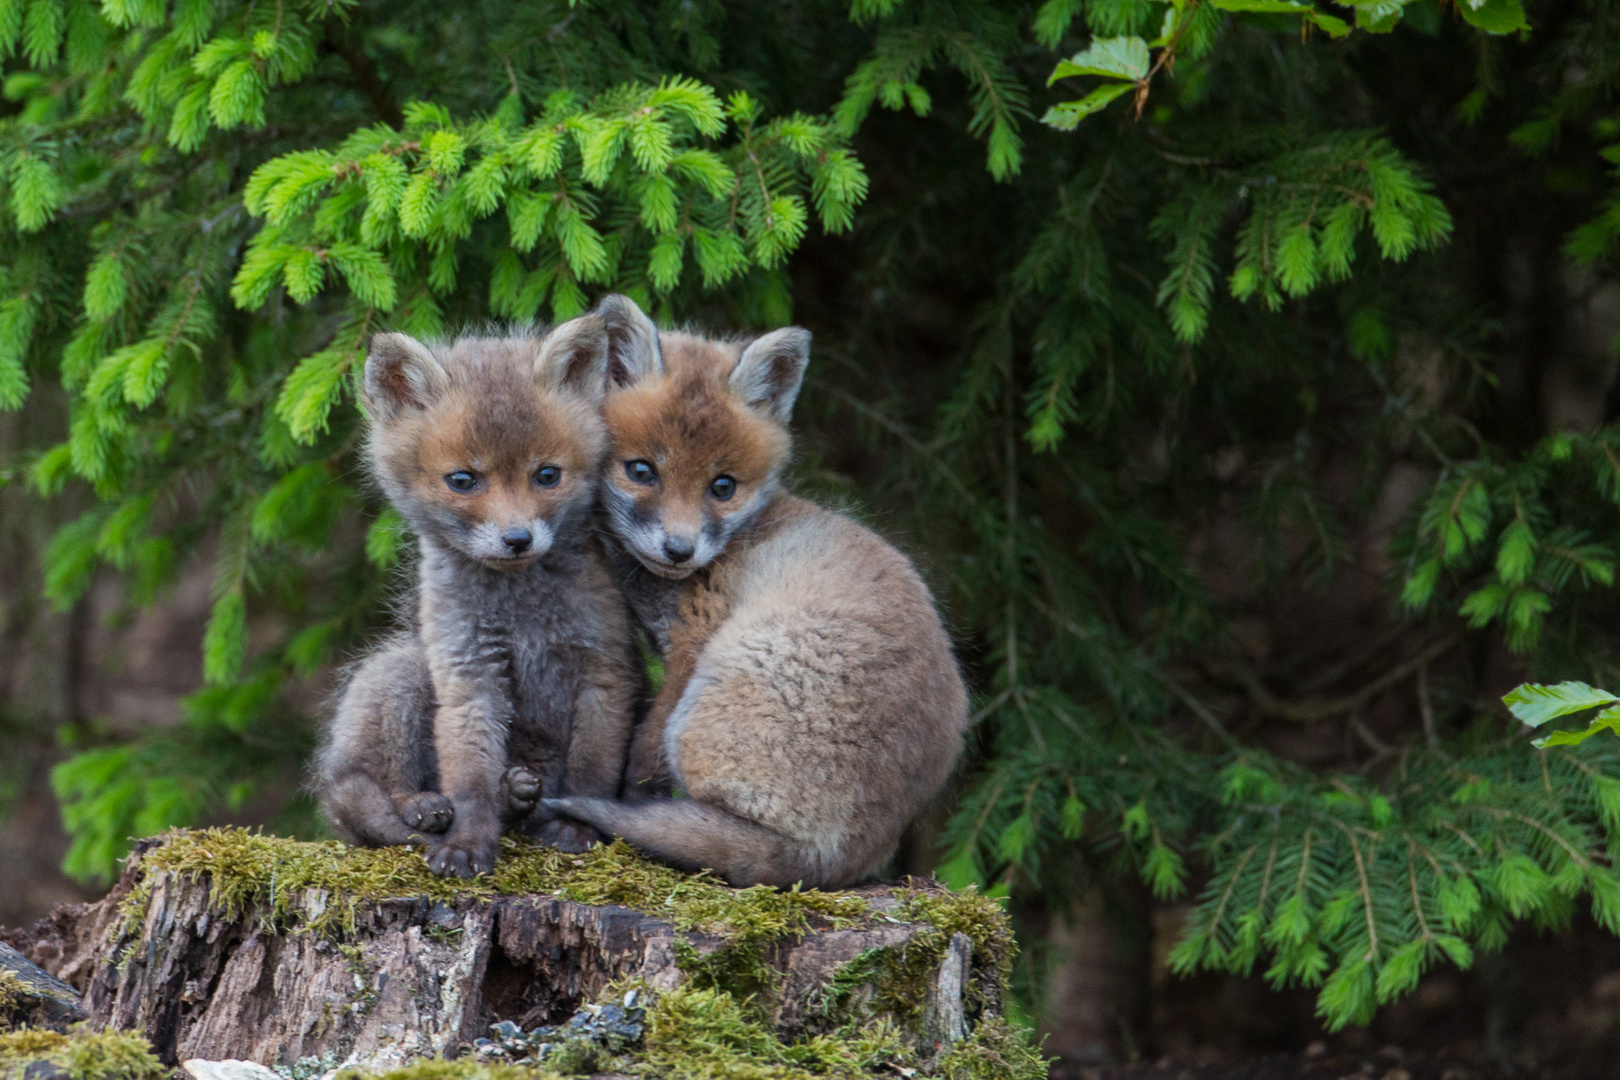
[[544, 296, 970, 888], [316, 320, 639, 877]]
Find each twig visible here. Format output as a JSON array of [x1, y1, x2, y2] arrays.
[[1157, 669, 1240, 748], [1333, 819, 1380, 961], [1206, 637, 1454, 725], [1418, 663, 1438, 747], [1351, 711, 1395, 758]]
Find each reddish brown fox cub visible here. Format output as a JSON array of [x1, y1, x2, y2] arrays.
[[543, 295, 970, 889], [316, 318, 639, 878]]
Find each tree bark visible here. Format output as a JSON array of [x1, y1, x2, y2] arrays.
[[3, 838, 1002, 1073]]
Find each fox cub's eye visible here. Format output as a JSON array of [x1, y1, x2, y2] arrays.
[[534, 466, 562, 488], [625, 459, 659, 485], [445, 471, 478, 493], [709, 475, 737, 501]]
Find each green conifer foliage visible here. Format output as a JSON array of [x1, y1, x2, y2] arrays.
[[6, 0, 1620, 1037]]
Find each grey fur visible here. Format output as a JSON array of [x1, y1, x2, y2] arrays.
[[315, 322, 640, 877]]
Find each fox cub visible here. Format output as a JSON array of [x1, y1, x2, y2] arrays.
[[543, 296, 969, 889], [316, 318, 639, 877]]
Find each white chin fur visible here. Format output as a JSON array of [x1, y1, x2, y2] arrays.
[[631, 549, 700, 579]]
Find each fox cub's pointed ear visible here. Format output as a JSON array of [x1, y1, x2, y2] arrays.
[[364, 333, 448, 417], [596, 294, 663, 388], [536, 313, 609, 401], [731, 327, 810, 423]]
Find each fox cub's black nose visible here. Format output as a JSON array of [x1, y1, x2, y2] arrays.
[[502, 528, 533, 554], [663, 536, 696, 564]]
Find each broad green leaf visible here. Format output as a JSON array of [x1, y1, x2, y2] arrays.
[[1309, 10, 1352, 35], [1047, 36, 1150, 84], [1041, 83, 1134, 130], [1458, 0, 1528, 33], [1532, 704, 1620, 748], [1354, 0, 1405, 32], [1502, 681, 1619, 728]]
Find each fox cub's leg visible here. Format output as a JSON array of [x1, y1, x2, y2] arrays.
[[621, 643, 702, 802], [425, 692, 511, 877], [622, 697, 674, 803], [317, 636, 445, 847], [508, 640, 638, 852], [421, 605, 514, 878], [538, 632, 640, 851]]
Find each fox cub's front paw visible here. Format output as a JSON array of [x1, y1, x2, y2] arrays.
[[425, 840, 497, 878], [424, 828, 498, 878], [500, 765, 542, 820], [396, 792, 454, 835], [537, 818, 601, 853]]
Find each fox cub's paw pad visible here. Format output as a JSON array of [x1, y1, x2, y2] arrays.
[[398, 792, 454, 834], [538, 818, 601, 853], [424, 839, 497, 879], [500, 765, 542, 818]]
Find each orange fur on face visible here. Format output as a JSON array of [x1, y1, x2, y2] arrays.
[[397, 390, 599, 531], [602, 333, 788, 548], [367, 335, 607, 565]]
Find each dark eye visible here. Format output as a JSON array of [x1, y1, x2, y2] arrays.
[[445, 471, 478, 493], [534, 466, 562, 488], [625, 459, 659, 485], [709, 475, 736, 501]]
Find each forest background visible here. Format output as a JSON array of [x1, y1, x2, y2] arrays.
[[6, 0, 1620, 1072]]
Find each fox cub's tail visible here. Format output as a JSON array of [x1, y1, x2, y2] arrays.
[[543, 796, 830, 888]]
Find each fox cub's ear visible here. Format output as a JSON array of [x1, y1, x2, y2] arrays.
[[536, 313, 610, 401], [731, 327, 811, 423], [596, 294, 662, 388], [364, 333, 448, 417]]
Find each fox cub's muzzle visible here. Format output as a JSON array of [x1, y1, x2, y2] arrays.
[[458, 514, 557, 567]]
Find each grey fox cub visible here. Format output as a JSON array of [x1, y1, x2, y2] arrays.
[[316, 318, 639, 877], [543, 296, 970, 889]]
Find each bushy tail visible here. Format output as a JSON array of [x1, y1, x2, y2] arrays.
[[543, 796, 822, 888]]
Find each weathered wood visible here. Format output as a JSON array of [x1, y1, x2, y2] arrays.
[[4, 837, 1004, 1074], [0, 940, 86, 1029]]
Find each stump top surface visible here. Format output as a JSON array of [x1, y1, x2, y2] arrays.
[[110, 828, 1012, 963]]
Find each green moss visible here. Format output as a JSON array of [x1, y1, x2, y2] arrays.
[[893, 887, 1016, 987], [125, 828, 866, 940], [813, 886, 1018, 1028], [674, 939, 780, 1012], [337, 978, 1039, 1080], [0, 1028, 165, 1080], [0, 972, 24, 1014], [338, 1060, 566, 1080], [643, 986, 909, 1080], [0, 1030, 66, 1059], [931, 1020, 1049, 1080]]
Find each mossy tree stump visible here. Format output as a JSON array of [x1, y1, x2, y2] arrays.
[[2, 830, 1017, 1076]]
